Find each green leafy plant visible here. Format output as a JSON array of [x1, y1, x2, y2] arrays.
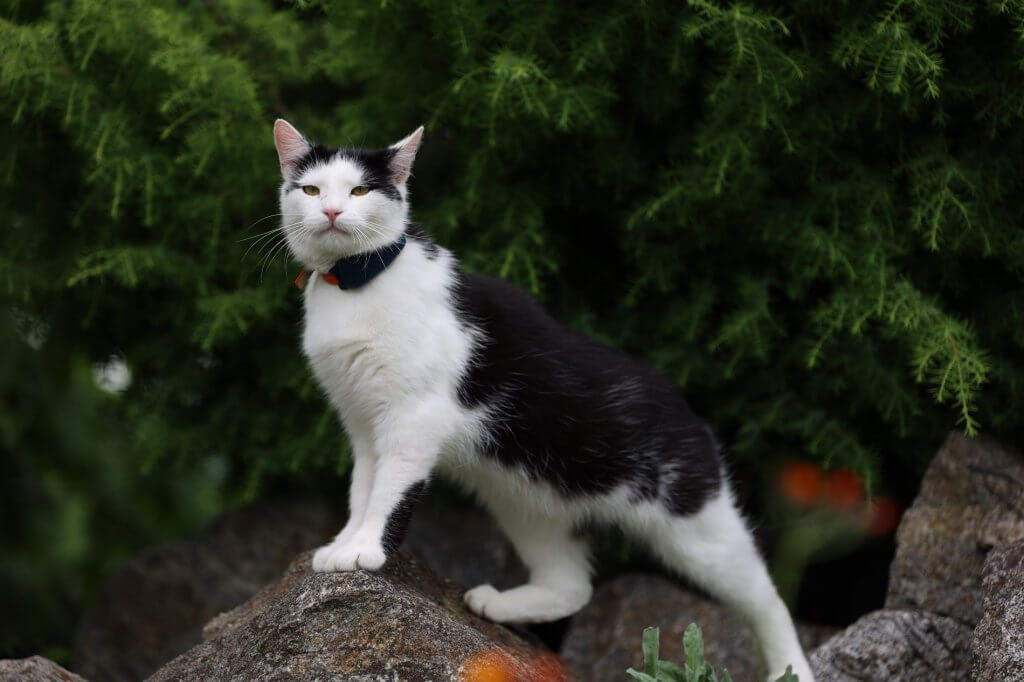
[[627, 624, 799, 682]]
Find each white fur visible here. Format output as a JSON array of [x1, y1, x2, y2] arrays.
[[303, 237, 481, 571], [278, 128, 814, 682], [280, 156, 408, 269]]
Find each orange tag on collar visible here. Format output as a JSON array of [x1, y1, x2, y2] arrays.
[[294, 268, 312, 290], [321, 273, 340, 286]]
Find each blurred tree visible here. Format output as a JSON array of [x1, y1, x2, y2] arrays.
[[3, 0, 1024, 658], [0, 312, 225, 659]]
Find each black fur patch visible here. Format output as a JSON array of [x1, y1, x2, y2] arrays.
[[342, 147, 403, 201], [450, 271, 722, 515], [291, 144, 403, 201], [405, 223, 440, 260], [291, 143, 337, 179], [382, 480, 426, 553]]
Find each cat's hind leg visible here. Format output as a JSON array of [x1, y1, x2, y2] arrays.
[[636, 487, 814, 682], [464, 501, 592, 623]]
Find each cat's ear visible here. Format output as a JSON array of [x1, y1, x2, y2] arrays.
[[388, 126, 424, 185], [273, 119, 311, 177]]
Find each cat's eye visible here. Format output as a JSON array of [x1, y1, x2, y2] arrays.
[[350, 185, 370, 196], [301, 185, 320, 196]]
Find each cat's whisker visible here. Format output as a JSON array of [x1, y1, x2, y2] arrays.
[[258, 222, 317, 280], [255, 227, 300, 267], [238, 223, 296, 242], [242, 219, 303, 240], [352, 221, 394, 252], [351, 230, 371, 257], [253, 234, 289, 261], [240, 222, 304, 260], [245, 213, 303, 232], [243, 233, 285, 260], [357, 225, 390, 242], [259, 238, 293, 281], [254, 242, 284, 275], [254, 221, 306, 252]]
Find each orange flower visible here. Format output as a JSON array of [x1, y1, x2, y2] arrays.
[[461, 650, 517, 682], [861, 496, 903, 536], [778, 461, 823, 506], [820, 468, 864, 510], [460, 648, 570, 682]]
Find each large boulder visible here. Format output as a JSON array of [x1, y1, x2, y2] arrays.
[[148, 550, 567, 681], [971, 540, 1024, 681], [0, 656, 87, 682], [808, 609, 972, 681], [73, 501, 336, 682], [808, 431, 1024, 681], [560, 573, 836, 682], [885, 432, 1024, 625], [72, 492, 526, 682]]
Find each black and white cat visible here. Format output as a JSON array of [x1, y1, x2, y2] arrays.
[[273, 120, 814, 682]]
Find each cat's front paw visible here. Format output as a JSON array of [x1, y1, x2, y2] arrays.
[[463, 584, 502, 619], [311, 538, 387, 572]]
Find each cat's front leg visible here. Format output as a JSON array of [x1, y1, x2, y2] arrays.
[[312, 435, 376, 571], [311, 433, 435, 572]]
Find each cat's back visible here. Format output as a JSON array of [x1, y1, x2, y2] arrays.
[[449, 270, 719, 501], [451, 270, 686, 407]]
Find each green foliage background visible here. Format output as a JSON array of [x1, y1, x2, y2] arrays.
[[3, 0, 1023, 659]]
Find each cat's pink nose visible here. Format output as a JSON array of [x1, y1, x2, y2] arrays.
[[323, 209, 342, 226]]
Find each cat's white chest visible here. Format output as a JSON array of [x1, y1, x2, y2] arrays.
[[300, 246, 473, 433]]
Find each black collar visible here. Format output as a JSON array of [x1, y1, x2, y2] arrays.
[[327, 234, 407, 290], [295, 235, 407, 291]]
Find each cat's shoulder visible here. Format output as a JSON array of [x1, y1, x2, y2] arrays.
[[404, 223, 442, 261]]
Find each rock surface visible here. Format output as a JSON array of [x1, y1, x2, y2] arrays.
[[149, 550, 566, 682], [971, 540, 1024, 681], [0, 656, 87, 681], [73, 501, 336, 682], [885, 432, 1024, 625], [809, 609, 972, 681], [71, 491, 527, 682], [560, 573, 837, 682]]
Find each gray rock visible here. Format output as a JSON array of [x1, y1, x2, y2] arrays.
[[149, 550, 567, 682], [561, 573, 837, 682], [73, 501, 336, 682], [0, 656, 87, 681], [809, 609, 972, 682], [71, 491, 525, 682], [886, 431, 1024, 625], [971, 540, 1024, 681]]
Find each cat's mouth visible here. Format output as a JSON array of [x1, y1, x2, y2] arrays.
[[320, 225, 349, 236]]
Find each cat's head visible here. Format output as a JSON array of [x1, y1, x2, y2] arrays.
[[273, 119, 423, 268]]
